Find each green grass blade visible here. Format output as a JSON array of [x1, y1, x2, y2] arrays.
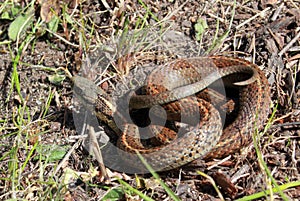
[[136, 151, 181, 201], [235, 181, 300, 201], [117, 179, 155, 201]]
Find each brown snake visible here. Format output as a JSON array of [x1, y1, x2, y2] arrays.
[[73, 56, 271, 172]]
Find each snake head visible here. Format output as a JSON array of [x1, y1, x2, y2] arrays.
[[72, 76, 103, 107]]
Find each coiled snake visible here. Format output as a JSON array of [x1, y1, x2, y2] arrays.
[[73, 56, 271, 172]]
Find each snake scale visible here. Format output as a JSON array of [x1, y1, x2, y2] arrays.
[[73, 56, 271, 172]]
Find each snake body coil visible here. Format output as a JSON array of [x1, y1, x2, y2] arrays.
[[73, 56, 271, 172]]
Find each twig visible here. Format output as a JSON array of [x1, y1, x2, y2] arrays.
[[279, 31, 300, 56], [292, 140, 297, 165], [45, 28, 80, 48], [207, 155, 231, 170], [88, 125, 109, 180], [53, 138, 83, 175], [235, 7, 271, 30], [271, 3, 284, 21], [100, 0, 113, 14]]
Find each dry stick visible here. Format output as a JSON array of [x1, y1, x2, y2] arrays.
[[235, 7, 271, 30], [251, 34, 256, 63], [45, 28, 79, 48], [53, 139, 83, 175], [289, 0, 300, 9], [288, 54, 300, 61], [287, 64, 297, 105], [291, 140, 297, 165], [207, 155, 231, 170], [271, 121, 300, 128], [100, 0, 113, 13], [271, 3, 284, 21], [267, 27, 281, 49], [279, 31, 300, 56], [207, 13, 225, 23], [88, 125, 109, 180], [221, 1, 263, 14]]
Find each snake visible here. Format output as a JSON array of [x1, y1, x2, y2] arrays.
[[72, 56, 271, 172]]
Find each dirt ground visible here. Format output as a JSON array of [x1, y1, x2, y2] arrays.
[[0, 0, 299, 200]]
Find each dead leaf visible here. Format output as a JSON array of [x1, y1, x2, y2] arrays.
[[39, 0, 60, 23]]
